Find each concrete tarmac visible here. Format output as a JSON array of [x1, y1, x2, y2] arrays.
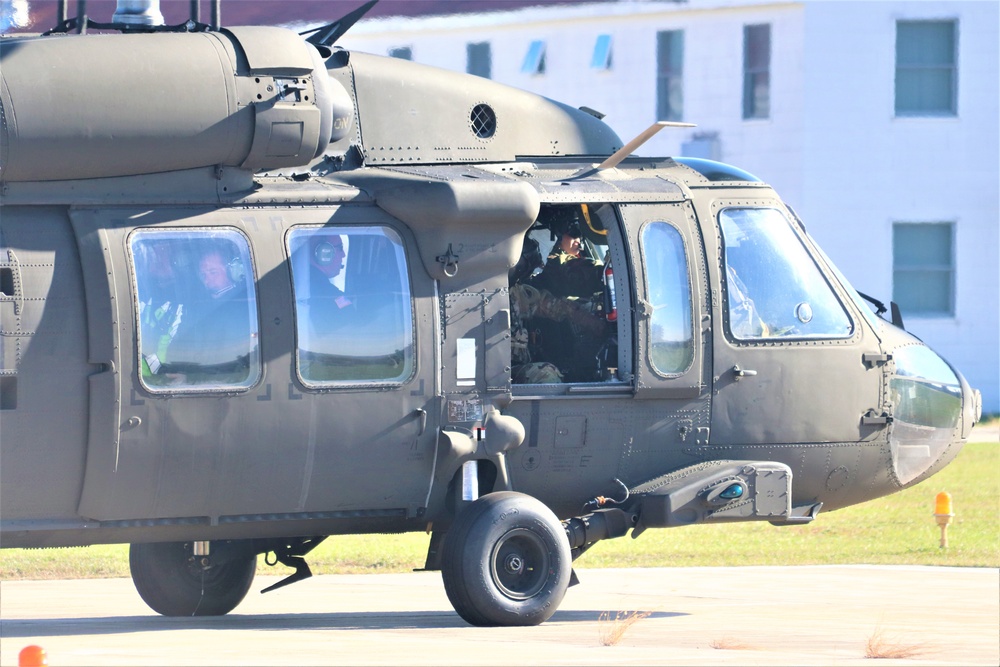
[[1, 566, 997, 666]]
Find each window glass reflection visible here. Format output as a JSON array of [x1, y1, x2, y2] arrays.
[[719, 208, 852, 340], [130, 229, 260, 391], [287, 226, 414, 386], [641, 222, 693, 375], [889, 344, 961, 484]]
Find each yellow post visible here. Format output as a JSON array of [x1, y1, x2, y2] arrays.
[[933, 491, 954, 548]]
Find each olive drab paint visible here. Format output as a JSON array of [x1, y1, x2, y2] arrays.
[[0, 0, 981, 627]]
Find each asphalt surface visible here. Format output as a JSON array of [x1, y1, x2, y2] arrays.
[[1, 565, 997, 666]]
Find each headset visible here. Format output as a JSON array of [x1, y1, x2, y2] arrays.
[[313, 240, 344, 266], [226, 256, 245, 283]]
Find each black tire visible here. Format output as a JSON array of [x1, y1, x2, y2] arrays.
[[129, 541, 256, 616], [441, 491, 571, 626]]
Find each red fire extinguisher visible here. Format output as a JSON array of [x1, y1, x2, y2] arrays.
[[603, 263, 617, 322]]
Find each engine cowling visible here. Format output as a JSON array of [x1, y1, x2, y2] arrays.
[[0, 26, 349, 182]]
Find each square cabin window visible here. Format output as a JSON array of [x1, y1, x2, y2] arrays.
[[287, 226, 415, 387], [895, 20, 958, 116], [130, 228, 261, 392], [893, 222, 955, 317]]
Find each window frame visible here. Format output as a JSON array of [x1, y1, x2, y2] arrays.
[[508, 203, 633, 391], [892, 221, 956, 318], [718, 207, 855, 342], [285, 224, 417, 390], [521, 39, 547, 75], [466, 41, 492, 79], [656, 30, 684, 122], [742, 23, 771, 120], [894, 19, 958, 117], [639, 220, 695, 378], [128, 227, 262, 394], [591, 34, 613, 70]]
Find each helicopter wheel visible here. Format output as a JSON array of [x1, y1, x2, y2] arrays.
[[129, 541, 256, 616], [441, 491, 571, 626]]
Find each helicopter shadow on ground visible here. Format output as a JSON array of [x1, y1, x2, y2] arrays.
[[0, 609, 686, 638]]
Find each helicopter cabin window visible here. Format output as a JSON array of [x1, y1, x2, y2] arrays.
[[130, 229, 261, 392], [287, 226, 414, 387], [509, 204, 619, 385], [641, 223, 694, 375], [719, 208, 852, 340]]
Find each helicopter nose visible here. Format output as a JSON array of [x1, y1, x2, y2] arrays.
[[888, 344, 978, 488]]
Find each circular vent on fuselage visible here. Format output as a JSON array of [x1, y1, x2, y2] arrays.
[[470, 103, 497, 139]]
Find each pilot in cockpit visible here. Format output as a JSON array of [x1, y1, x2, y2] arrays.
[[530, 206, 604, 299]]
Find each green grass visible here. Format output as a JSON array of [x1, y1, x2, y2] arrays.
[[1, 442, 996, 580]]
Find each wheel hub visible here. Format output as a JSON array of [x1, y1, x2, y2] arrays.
[[490, 528, 550, 601], [503, 553, 524, 575]]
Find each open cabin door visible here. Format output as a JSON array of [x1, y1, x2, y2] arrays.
[[504, 201, 712, 517]]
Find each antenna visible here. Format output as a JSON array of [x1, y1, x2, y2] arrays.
[[302, 0, 378, 48]]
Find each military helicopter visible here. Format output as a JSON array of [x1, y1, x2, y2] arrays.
[[0, 0, 982, 626]]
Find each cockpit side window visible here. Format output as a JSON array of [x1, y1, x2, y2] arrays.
[[719, 208, 852, 340], [286, 226, 415, 387], [509, 203, 619, 385], [640, 222, 694, 375], [129, 229, 260, 392]]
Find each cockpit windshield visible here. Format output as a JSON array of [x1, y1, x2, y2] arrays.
[[719, 208, 853, 340]]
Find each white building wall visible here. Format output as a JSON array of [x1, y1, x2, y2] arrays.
[[798, 1, 999, 414], [336, 0, 999, 412]]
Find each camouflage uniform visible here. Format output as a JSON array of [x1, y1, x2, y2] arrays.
[[530, 250, 604, 299], [510, 283, 609, 384]]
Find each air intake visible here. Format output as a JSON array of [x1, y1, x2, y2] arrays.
[[470, 104, 497, 139]]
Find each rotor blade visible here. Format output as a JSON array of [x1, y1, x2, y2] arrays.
[[302, 0, 378, 47], [597, 121, 696, 171]]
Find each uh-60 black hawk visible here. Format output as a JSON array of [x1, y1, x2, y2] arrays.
[[0, 0, 982, 626]]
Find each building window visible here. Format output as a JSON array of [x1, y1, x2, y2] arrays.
[[129, 229, 261, 392], [522, 40, 546, 75], [467, 42, 491, 79], [742, 24, 770, 120], [388, 46, 412, 60], [287, 226, 415, 387], [893, 222, 955, 317], [895, 20, 957, 116], [656, 30, 684, 122], [591, 34, 613, 70]]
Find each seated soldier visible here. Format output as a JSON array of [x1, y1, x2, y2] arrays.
[[530, 206, 604, 299], [156, 246, 255, 384], [509, 222, 611, 384]]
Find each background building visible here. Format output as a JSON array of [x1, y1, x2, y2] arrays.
[[7, 0, 998, 412]]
